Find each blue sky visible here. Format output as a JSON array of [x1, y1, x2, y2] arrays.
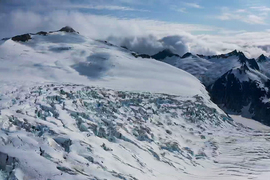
[[2, 0, 270, 58], [61, 0, 270, 32], [91, 0, 270, 32], [2, 0, 270, 33]]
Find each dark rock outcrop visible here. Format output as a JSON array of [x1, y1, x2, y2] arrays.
[[257, 54, 267, 62], [1, 37, 10, 41], [36, 31, 48, 36], [237, 52, 260, 71], [12, 34, 31, 42], [59, 26, 78, 33], [208, 65, 270, 125], [152, 49, 179, 60], [131, 53, 151, 59], [181, 52, 192, 58], [132, 49, 179, 60], [201, 50, 240, 60]]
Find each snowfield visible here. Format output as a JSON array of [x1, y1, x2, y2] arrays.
[[0, 30, 270, 180], [0, 32, 206, 97]]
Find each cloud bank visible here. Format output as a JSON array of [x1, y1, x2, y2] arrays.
[[1, 1, 270, 58]]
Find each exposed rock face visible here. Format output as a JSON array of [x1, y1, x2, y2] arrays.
[[257, 54, 267, 62], [11, 34, 31, 42], [132, 49, 180, 60], [134, 48, 270, 124], [182, 52, 192, 59], [59, 26, 77, 33], [208, 65, 270, 125], [152, 49, 180, 60], [7, 27, 78, 43], [36, 31, 48, 36], [131, 53, 151, 59], [197, 50, 240, 59], [238, 52, 260, 71]]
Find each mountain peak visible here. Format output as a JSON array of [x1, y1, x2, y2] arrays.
[[11, 33, 32, 42], [257, 54, 267, 62], [182, 52, 193, 58], [151, 49, 179, 60], [238, 52, 248, 64], [59, 26, 78, 33], [228, 49, 239, 56]]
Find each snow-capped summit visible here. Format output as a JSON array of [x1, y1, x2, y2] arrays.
[[0, 28, 208, 97]]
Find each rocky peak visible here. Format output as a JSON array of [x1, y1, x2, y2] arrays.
[[238, 52, 248, 64], [227, 50, 239, 56], [59, 26, 78, 33], [204, 50, 241, 60], [36, 31, 48, 36], [181, 52, 192, 59], [11, 34, 32, 42], [151, 49, 179, 60], [257, 54, 267, 62], [237, 53, 260, 71]]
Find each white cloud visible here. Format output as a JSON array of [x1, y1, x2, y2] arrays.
[[61, 5, 149, 12], [236, 9, 246, 13], [1, 5, 270, 59], [0, 10, 216, 39], [174, 8, 186, 13], [184, 3, 203, 9], [250, 6, 270, 12], [217, 8, 267, 25]]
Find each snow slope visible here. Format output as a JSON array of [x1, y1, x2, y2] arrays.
[[0, 32, 206, 97]]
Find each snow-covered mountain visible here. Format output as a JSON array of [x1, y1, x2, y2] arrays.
[[134, 49, 261, 86], [208, 63, 270, 125], [134, 48, 270, 125], [257, 54, 270, 78], [0, 27, 206, 97], [1, 27, 270, 180]]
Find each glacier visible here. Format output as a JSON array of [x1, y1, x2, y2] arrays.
[[0, 28, 270, 180]]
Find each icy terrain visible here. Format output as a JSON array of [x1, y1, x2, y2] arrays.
[[0, 29, 270, 180], [0, 84, 270, 180]]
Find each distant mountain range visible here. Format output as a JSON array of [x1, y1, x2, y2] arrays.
[[133, 49, 270, 125]]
